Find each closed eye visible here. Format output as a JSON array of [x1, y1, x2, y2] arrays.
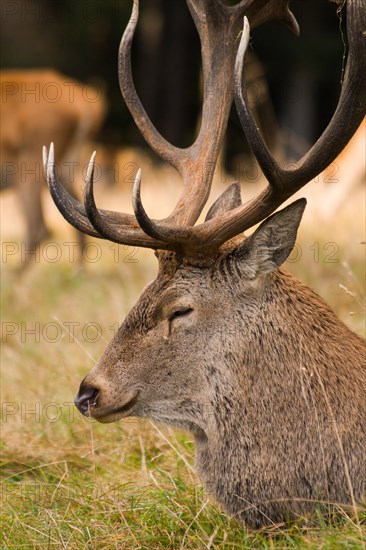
[[169, 307, 193, 322]]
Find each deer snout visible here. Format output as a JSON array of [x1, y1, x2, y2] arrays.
[[74, 380, 100, 416]]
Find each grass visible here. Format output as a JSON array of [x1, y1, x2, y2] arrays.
[[1, 180, 365, 548]]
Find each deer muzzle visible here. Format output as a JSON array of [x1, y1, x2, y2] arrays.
[[74, 376, 140, 423]]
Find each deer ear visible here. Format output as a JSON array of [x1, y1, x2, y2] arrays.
[[205, 183, 242, 221], [231, 198, 306, 279]]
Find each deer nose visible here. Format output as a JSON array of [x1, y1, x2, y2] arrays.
[[74, 381, 100, 416]]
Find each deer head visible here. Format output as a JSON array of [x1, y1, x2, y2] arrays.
[[44, 0, 366, 527]]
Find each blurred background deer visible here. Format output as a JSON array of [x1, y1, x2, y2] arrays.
[[0, 69, 106, 266]]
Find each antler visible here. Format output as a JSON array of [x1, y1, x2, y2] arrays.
[[44, 143, 170, 249], [46, 0, 251, 242], [118, 0, 298, 228], [197, 0, 366, 248], [46, 0, 365, 258]]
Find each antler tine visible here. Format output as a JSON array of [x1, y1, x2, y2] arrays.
[[45, 143, 101, 238], [132, 169, 194, 245], [82, 151, 179, 250], [83, 151, 123, 242], [132, 169, 175, 242], [118, 0, 184, 172], [45, 144, 172, 249], [235, 18, 281, 189], [193, 1, 365, 249]]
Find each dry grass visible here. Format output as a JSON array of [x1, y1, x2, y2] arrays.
[[1, 159, 365, 548]]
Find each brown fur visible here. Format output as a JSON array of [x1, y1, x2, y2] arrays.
[[76, 202, 366, 527]]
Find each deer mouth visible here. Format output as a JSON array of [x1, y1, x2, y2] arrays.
[[91, 391, 140, 423]]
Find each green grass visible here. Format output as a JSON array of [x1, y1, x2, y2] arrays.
[[1, 223, 365, 548]]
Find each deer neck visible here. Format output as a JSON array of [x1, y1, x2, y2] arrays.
[[194, 268, 365, 511]]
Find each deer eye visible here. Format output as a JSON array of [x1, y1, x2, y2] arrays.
[[169, 307, 193, 322]]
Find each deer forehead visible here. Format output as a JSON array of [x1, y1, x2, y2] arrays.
[[139, 268, 211, 314]]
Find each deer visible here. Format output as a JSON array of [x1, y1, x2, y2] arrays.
[[43, 0, 366, 528], [0, 69, 105, 266]]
